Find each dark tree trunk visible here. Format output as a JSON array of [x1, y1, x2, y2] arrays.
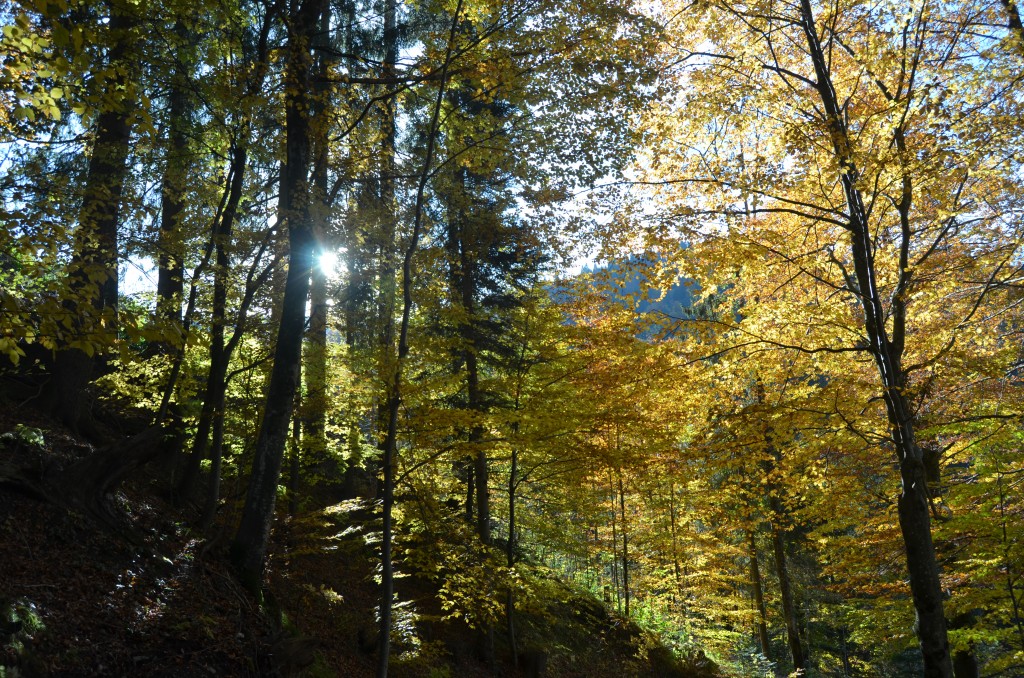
[[618, 470, 630, 618], [374, 2, 400, 668], [797, 1, 952, 673], [467, 331, 488, 545], [374, 0, 399, 367], [507, 445, 519, 668], [154, 19, 190, 351], [303, 255, 328, 473], [952, 651, 979, 678], [176, 143, 248, 500], [949, 613, 979, 678], [1003, 0, 1023, 36], [464, 276, 489, 546], [289, 405, 302, 517], [465, 460, 475, 523], [230, 0, 321, 591], [47, 0, 135, 432], [376, 6, 461, 674], [771, 520, 804, 672], [371, 0, 399, 511], [303, 0, 332, 485], [748, 528, 772, 661], [199, 387, 226, 531], [609, 473, 621, 614], [187, 8, 276, 509]]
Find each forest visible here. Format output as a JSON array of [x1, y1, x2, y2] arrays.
[[1, 0, 1023, 676]]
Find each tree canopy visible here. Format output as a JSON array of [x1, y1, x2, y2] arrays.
[[2, 0, 1024, 676]]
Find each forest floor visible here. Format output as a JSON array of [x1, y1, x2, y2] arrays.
[[0, 392, 714, 677]]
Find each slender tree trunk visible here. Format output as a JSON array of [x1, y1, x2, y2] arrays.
[[376, 7, 461, 673], [507, 444, 518, 669], [230, 0, 321, 591], [445, 166, 490, 544], [303, 0, 332, 486], [609, 474, 621, 614], [374, 0, 399, 415], [465, 461, 475, 523], [199, 388, 226, 531], [618, 470, 630, 618], [178, 6, 273, 498], [797, 2, 951, 673], [304, 256, 328, 468], [771, 519, 804, 672], [466, 314, 488, 546], [748, 528, 772, 661], [177, 144, 248, 500], [289, 403, 302, 517]]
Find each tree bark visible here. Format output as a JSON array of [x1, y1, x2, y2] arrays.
[[797, 1, 952, 673], [748, 528, 772, 661], [176, 143, 248, 501], [376, 6, 462, 674], [771, 518, 804, 672], [609, 473, 621, 614], [618, 470, 630, 618], [303, 0, 332, 487], [47, 0, 135, 432], [289, 404, 302, 517], [199, 387, 226, 531], [230, 0, 321, 591], [507, 444, 519, 668], [154, 19, 190, 351], [949, 613, 979, 678]]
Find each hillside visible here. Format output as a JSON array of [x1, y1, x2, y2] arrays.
[[0, 392, 715, 678]]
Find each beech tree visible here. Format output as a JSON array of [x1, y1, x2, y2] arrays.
[[230, 0, 324, 589], [629, 0, 1024, 674]]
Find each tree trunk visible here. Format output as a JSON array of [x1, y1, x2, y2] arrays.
[[507, 445, 519, 668], [376, 7, 461, 674], [154, 19, 190, 351], [303, 0, 332, 488], [289, 405, 302, 517], [199, 388, 226, 531], [618, 470, 630, 618], [303, 253, 329, 477], [797, 1, 952, 673], [176, 143, 248, 501], [465, 460, 475, 523], [949, 613, 979, 678], [771, 520, 804, 672], [748, 528, 772, 661], [609, 474, 621, 614], [47, 0, 135, 432], [230, 0, 321, 591]]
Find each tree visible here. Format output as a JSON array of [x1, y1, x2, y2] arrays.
[[632, 1, 1024, 674], [43, 0, 140, 431], [230, 0, 324, 590]]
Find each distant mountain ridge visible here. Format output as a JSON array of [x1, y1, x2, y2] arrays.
[[580, 257, 696, 319]]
